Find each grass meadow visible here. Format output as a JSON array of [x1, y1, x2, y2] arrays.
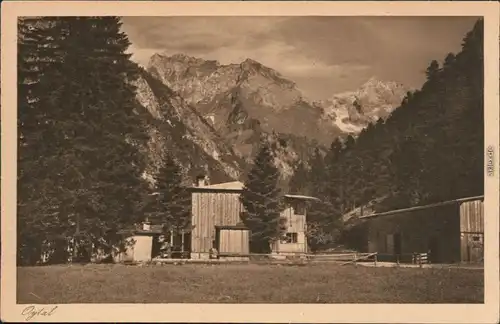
[[17, 263, 484, 304]]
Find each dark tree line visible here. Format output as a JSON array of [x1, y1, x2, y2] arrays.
[[18, 17, 149, 264], [17, 17, 191, 265], [288, 18, 484, 250]]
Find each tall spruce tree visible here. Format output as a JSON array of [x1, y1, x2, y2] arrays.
[[390, 135, 425, 207], [18, 17, 69, 264], [288, 160, 309, 195], [240, 139, 285, 253], [150, 154, 191, 235], [17, 17, 149, 264], [298, 142, 345, 252], [324, 138, 345, 210], [308, 147, 327, 198]]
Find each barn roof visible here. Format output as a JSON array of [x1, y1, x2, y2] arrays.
[[359, 195, 484, 220], [284, 194, 321, 201]]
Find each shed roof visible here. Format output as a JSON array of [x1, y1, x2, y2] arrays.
[[359, 195, 484, 220], [117, 227, 163, 236]]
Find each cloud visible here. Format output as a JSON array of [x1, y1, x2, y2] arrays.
[[122, 16, 287, 56], [126, 45, 162, 67], [121, 16, 478, 100]]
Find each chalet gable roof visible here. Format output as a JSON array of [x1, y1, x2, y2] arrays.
[[201, 181, 244, 190], [189, 180, 320, 201]]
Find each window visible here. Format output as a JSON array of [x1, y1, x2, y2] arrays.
[[293, 201, 306, 215], [281, 232, 298, 244]]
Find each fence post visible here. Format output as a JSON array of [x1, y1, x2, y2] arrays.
[[396, 255, 400, 267], [374, 253, 377, 267], [353, 252, 357, 267]]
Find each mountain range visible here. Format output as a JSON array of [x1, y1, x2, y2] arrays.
[[133, 53, 410, 186]]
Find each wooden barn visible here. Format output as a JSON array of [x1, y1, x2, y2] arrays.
[[359, 196, 484, 264], [189, 176, 319, 259]]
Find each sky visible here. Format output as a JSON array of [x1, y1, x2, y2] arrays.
[[121, 16, 478, 100]]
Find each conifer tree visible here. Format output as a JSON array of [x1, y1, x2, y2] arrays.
[[390, 136, 425, 207], [17, 17, 69, 264], [302, 141, 345, 251], [425, 60, 440, 80], [17, 17, 149, 264], [288, 160, 309, 195], [240, 139, 285, 253], [308, 147, 327, 198], [443, 53, 456, 69], [150, 154, 191, 235]]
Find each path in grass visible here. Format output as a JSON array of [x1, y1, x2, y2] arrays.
[[17, 263, 484, 304]]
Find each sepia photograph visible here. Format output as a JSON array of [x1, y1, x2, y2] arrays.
[[1, 1, 499, 323]]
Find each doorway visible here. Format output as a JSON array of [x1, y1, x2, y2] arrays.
[[467, 234, 483, 263], [428, 236, 439, 263], [393, 232, 402, 256], [215, 225, 250, 255]]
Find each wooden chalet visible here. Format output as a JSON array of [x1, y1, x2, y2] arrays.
[[189, 176, 319, 259]]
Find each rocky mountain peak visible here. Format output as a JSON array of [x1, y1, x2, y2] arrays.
[[170, 53, 197, 61], [239, 57, 296, 90], [358, 77, 407, 101], [319, 77, 410, 134], [361, 76, 387, 88], [152, 52, 215, 66], [241, 57, 261, 67]]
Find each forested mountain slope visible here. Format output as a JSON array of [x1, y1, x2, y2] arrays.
[[291, 18, 484, 242], [134, 69, 247, 185]]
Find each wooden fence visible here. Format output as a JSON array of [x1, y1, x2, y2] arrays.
[[412, 252, 429, 267], [151, 251, 433, 267], [152, 251, 380, 266], [308, 252, 378, 265]]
